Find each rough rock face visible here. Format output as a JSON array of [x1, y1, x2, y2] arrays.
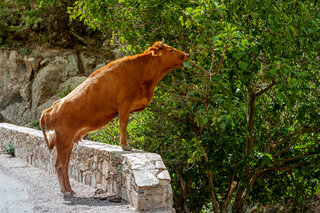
[[0, 48, 109, 125], [31, 58, 66, 117], [0, 50, 36, 125], [37, 76, 88, 118]]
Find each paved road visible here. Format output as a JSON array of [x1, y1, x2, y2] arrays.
[[0, 164, 32, 212], [0, 154, 133, 213]]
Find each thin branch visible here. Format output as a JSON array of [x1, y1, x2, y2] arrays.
[[177, 164, 186, 198], [177, 164, 192, 213], [245, 84, 255, 182], [262, 161, 307, 173], [69, 30, 88, 46], [273, 135, 301, 158], [186, 176, 195, 212], [254, 80, 278, 97], [188, 60, 208, 74], [136, 21, 154, 27], [151, 25, 165, 33], [217, 56, 225, 74], [240, 165, 267, 207], [191, 43, 207, 53], [231, 161, 238, 186], [248, 167, 265, 190], [222, 161, 238, 205], [271, 130, 304, 154], [292, 144, 319, 151], [209, 43, 216, 73], [204, 154, 219, 213], [272, 127, 320, 156], [241, 153, 310, 211], [273, 150, 316, 165]]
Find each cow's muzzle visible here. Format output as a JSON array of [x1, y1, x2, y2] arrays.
[[183, 53, 189, 62]]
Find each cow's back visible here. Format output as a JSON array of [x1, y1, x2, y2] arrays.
[[52, 68, 120, 129], [53, 61, 143, 129]]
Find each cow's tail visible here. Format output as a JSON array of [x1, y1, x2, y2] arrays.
[[39, 113, 55, 150]]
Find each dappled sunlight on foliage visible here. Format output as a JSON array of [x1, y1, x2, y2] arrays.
[[82, 0, 320, 212]]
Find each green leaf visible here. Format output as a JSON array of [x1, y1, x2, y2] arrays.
[[211, 36, 219, 43], [238, 61, 248, 70], [183, 61, 192, 69]]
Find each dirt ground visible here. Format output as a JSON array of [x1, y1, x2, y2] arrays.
[[0, 153, 134, 213]]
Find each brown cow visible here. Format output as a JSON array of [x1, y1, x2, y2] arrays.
[[39, 39, 189, 195]]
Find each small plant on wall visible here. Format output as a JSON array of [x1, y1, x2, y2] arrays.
[[57, 85, 74, 98], [3, 141, 15, 157]]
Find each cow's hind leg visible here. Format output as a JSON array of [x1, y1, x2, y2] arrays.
[[64, 144, 75, 195], [55, 134, 74, 196]]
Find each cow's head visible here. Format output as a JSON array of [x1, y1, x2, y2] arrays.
[[148, 38, 189, 69]]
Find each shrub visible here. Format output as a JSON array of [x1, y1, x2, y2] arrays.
[[27, 120, 41, 130], [57, 85, 74, 98], [0, 0, 103, 49], [3, 142, 15, 157]]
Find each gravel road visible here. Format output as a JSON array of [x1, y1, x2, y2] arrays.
[[0, 154, 134, 213]]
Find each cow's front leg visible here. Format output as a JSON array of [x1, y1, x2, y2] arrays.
[[119, 107, 132, 151]]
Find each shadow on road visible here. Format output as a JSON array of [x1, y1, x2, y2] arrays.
[[63, 194, 126, 207]]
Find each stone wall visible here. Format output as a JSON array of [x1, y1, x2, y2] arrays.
[[0, 123, 174, 212]]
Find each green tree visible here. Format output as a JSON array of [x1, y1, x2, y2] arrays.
[[0, 0, 101, 48], [70, 0, 320, 212]]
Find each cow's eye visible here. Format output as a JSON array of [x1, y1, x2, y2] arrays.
[[169, 49, 174, 52]]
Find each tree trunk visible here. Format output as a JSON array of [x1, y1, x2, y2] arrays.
[[232, 186, 245, 213], [220, 181, 238, 213]]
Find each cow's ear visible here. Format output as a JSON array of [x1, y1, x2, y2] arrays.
[[148, 47, 160, 56]]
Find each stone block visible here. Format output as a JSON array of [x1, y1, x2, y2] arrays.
[[126, 175, 131, 190], [132, 169, 159, 187], [102, 160, 109, 176], [121, 187, 129, 201], [157, 170, 171, 181], [155, 160, 167, 169]]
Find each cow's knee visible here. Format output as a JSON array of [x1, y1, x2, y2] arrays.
[[55, 161, 63, 171], [55, 161, 65, 180]]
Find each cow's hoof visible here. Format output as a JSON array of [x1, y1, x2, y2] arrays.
[[122, 145, 132, 151], [63, 190, 76, 197]]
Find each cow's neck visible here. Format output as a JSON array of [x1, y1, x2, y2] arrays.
[[138, 55, 169, 87], [129, 54, 168, 105], [127, 52, 172, 99], [140, 67, 169, 105]]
